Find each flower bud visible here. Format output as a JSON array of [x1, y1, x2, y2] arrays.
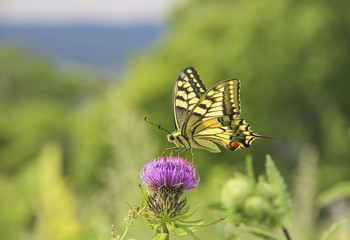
[[256, 180, 274, 200], [221, 177, 253, 209], [243, 195, 271, 219]]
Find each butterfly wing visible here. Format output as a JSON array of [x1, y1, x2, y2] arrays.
[[182, 79, 262, 152], [182, 79, 241, 132], [191, 117, 263, 152], [173, 67, 207, 130]]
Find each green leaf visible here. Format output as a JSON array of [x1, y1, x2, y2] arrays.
[[153, 224, 161, 236], [173, 205, 200, 220], [321, 220, 345, 240], [265, 155, 292, 227], [155, 233, 168, 240], [176, 219, 203, 224], [179, 227, 200, 240], [138, 183, 145, 195], [166, 221, 175, 231], [140, 191, 148, 209], [196, 216, 226, 227], [175, 216, 225, 229]]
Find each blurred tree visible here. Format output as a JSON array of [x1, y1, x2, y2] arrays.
[[0, 47, 110, 239], [33, 142, 86, 240], [0, 47, 106, 175]]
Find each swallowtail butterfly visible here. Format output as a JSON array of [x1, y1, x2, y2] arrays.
[[165, 67, 266, 154]]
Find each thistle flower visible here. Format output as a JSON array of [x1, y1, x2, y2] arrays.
[[140, 156, 200, 193], [115, 157, 204, 240], [140, 156, 202, 238]]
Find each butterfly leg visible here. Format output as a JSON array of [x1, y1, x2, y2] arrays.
[[161, 142, 170, 156], [162, 147, 178, 156], [168, 148, 177, 157], [175, 147, 191, 159], [189, 148, 194, 161], [185, 149, 194, 161], [173, 147, 182, 154], [172, 147, 183, 158], [178, 148, 186, 158]]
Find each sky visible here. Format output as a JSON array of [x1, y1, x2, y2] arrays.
[[0, 0, 181, 25]]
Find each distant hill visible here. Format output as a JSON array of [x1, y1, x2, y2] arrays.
[[0, 24, 165, 77]]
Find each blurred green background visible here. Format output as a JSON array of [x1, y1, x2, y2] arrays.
[[1, 0, 350, 239]]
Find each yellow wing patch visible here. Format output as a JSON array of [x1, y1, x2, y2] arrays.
[[189, 116, 262, 152], [183, 79, 241, 134]]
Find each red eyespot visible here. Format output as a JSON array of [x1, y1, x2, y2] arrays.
[[228, 142, 240, 151]]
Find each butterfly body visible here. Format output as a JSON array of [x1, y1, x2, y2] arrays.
[[167, 67, 265, 154]]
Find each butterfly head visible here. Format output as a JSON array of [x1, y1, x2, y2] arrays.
[[167, 133, 175, 142], [167, 131, 180, 145], [166, 130, 189, 149]]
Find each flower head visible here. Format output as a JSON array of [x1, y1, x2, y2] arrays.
[[140, 156, 200, 192]]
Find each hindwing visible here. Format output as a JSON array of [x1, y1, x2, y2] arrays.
[[190, 117, 262, 152], [173, 67, 207, 130]]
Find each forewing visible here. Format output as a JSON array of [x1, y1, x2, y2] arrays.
[[182, 79, 241, 134], [173, 67, 207, 130]]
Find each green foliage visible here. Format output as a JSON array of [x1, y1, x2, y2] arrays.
[[112, 204, 144, 240], [221, 175, 254, 210], [0, 48, 104, 171], [33, 142, 86, 240], [290, 145, 319, 240], [265, 155, 292, 227], [0, 47, 107, 240], [219, 155, 292, 239], [141, 185, 224, 239]]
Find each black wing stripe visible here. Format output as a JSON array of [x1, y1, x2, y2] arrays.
[[188, 67, 207, 97], [173, 67, 207, 130]]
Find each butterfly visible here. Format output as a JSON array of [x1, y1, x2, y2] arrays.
[[160, 67, 267, 156]]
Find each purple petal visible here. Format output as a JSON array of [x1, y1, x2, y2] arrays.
[[140, 156, 200, 192]]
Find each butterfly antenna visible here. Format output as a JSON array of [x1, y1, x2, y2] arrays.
[[144, 117, 171, 134]]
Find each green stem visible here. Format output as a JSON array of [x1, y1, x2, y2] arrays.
[[163, 224, 169, 240], [120, 226, 129, 240], [282, 227, 292, 240]]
